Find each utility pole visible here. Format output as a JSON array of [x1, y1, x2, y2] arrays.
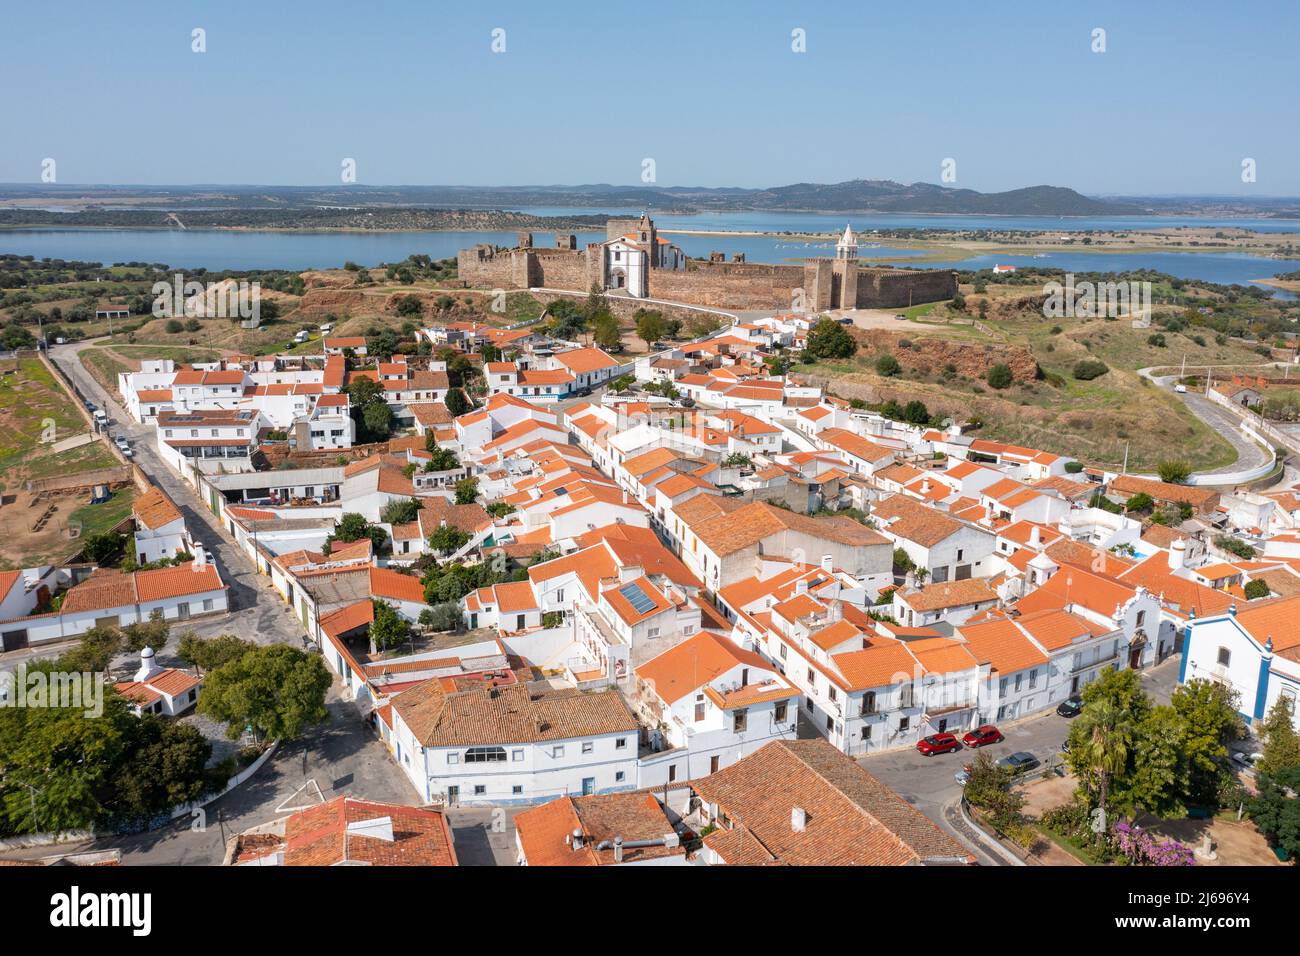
[[1122, 442, 1129, 476]]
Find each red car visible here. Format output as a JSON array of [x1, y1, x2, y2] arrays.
[[916, 733, 962, 756], [962, 725, 1005, 748]]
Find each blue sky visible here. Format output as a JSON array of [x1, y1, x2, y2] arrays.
[[2, 0, 1297, 195]]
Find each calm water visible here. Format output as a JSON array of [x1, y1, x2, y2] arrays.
[[2, 208, 1298, 292]]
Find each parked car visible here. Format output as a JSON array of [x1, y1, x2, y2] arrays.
[[962, 725, 1004, 748], [1231, 750, 1264, 770], [916, 733, 961, 756], [996, 752, 1041, 775], [1057, 696, 1084, 718]]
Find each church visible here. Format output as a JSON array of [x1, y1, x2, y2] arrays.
[[597, 213, 685, 298]]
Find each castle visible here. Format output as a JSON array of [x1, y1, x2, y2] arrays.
[[457, 214, 956, 312]]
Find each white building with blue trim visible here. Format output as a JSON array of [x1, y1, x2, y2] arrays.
[[1178, 597, 1300, 729]]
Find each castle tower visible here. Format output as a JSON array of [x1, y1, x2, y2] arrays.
[[836, 223, 858, 261], [637, 212, 657, 265]]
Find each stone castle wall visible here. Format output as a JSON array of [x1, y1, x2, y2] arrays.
[[457, 244, 956, 311]]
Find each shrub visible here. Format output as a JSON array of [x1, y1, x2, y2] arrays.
[[1072, 359, 1109, 380], [875, 353, 901, 377], [986, 364, 1013, 389], [1157, 460, 1192, 484]]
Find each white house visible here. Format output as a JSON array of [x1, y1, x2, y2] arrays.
[[386, 679, 640, 805]]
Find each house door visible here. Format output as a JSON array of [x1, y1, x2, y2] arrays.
[[582, 777, 595, 796], [446, 786, 459, 805], [177, 602, 190, 620], [1071, 675, 1081, 694], [1129, 646, 1143, 669]]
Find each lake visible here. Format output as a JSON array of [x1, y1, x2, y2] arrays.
[[1, 208, 1297, 292]]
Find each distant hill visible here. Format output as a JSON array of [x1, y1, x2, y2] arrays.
[[0, 179, 1147, 217]]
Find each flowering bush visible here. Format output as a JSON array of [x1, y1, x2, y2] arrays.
[[1112, 822, 1196, 866]]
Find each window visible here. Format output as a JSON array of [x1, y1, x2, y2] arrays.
[[1014, 673, 1022, 692], [779, 644, 787, 660], [862, 691, 877, 715], [900, 684, 914, 709], [512, 785, 523, 795], [512, 749, 524, 761], [615, 771, 625, 782], [474, 785, 486, 796], [1136, 610, 1146, 628], [668, 764, 677, 782], [447, 753, 460, 764], [464, 746, 506, 763], [1029, 668, 1038, 690], [647, 627, 660, 638], [898, 716, 910, 732], [1217, 647, 1231, 668], [733, 709, 748, 733], [956, 549, 964, 561], [862, 724, 872, 740], [615, 737, 627, 750], [828, 686, 837, 702], [774, 701, 788, 723], [999, 677, 1008, 699], [826, 715, 834, 732], [581, 741, 593, 755], [694, 700, 706, 722], [551, 745, 565, 758]]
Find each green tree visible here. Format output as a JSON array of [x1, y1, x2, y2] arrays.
[[1170, 678, 1243, 806], [1123, 705, 1190, 818], [198, 644, 332, 742], [55, 625, 125, 673], [445, 387, 470, 417], [805, 318, 858, 360], [369, 599, 410, 652], [1248, 765, 1300, 858], [106, 717, 212, 822], [361, 401, 394, 442], [963, 751, 1025, 832], [428, 524, 471, 555], [1244, 578, 1271, 600], [1125, 492, 1155, 513], [1067, 693, 1137, 819], [1257, 697, 1300, 777], [177, 632, 257, 674], [633, 309, 667, 349], [592, 312, 622, 351], [875, 353, 901, 377], [454, 476, 479, 505], [345, 375, 384, 408], [380, 497, 420, 526], [986, 363, 1013, 389], [81, 531, 126, 565], [1157, 460, 1192, 484]]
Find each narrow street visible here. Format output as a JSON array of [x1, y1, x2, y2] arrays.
[[31, 340, 421, 865]]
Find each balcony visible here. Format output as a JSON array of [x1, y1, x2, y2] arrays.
[[1070, 650, 1120, 674]]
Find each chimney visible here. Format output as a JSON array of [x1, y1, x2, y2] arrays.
[[1168, 539, 1186, 571], [826, 601, 843, 623], [820, 554, 833, 573], [134, 646, 162, 682], [571, 828, 584, 852], [921, 478, 930, 495], [795, 578, 808, 595], [613, 835, 624, 863], [791, 807, 807, 833], [1028, 526, 1041, 548]]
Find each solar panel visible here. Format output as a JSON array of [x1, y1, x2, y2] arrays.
[[618, 582, 657, 614]]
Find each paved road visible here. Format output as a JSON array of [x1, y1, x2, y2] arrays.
[[858, 657, 1181, 864], [1138, 366, 1274, 477]]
